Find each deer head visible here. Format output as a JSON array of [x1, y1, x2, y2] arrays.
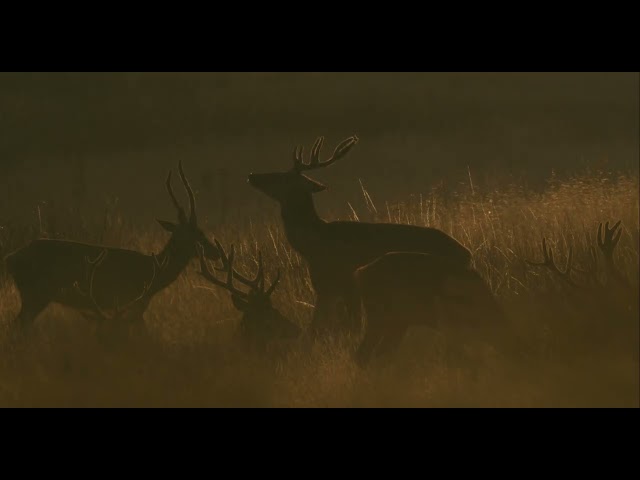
[[196, 241, 301, 342], [247, 136, 359, 204], [158, 160, 220, 261]]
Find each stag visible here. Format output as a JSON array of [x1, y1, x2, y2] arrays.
[[352, 252, 508, 367], [4, 160, 221, 333], [526, 220, 638, 321], [247, 136, 471, 334], [196, 240, 300, 348]]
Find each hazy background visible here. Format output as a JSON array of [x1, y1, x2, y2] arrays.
[[0, 72, 638, 407], [1, 72, 638, 226]]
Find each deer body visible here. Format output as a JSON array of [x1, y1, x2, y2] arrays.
[[6, 238, 187, 321], [4, 161, 220, 333], [353, 252, 506, 367], [284, 197, 471, 328], [249, 136, 471, 333]]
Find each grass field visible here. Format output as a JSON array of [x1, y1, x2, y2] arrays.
[[0, 167, 637, 407]]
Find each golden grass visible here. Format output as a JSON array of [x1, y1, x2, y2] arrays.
[[0, 170, 638, 407]]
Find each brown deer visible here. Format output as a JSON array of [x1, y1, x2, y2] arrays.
[[4, 161, 221, 334], [247, 136, 472, 334], [195, 240, 301, 349], [352, 252, 508, 367]]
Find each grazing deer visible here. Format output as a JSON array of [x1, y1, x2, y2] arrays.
[[3, 161, 221, 334], [526, 220, 637, 319], [195, 240, 301, 349], [352, 252, 507, 367], [247, 136, 472, 334]]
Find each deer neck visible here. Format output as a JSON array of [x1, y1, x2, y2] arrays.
[[280, 192, 325, 254], [151, 238, 193, 293]]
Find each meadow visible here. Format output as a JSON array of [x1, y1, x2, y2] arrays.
[[0, 166, 637, 407]]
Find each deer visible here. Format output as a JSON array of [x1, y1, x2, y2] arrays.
[[526, 220, 638, 322], [247, 135, 472, 335], [352, 251, 509, 368], [3, 160, 221, 336], [195, 239, 301, 350]]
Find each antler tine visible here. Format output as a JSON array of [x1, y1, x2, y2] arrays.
[[200, 240, 283, 300], [526, 238, 581, 288], [293, 135, 359, 172], [213, 238, 229, 270], [292, 145, 304, 170], [197, 243, 249, 299], [256, 250, 265, 292], [309, 136, 325, 167], [165, 170, 188, 224], [598, 220, 622, 258], [597, 222, 603, 249], [177, 160, 197, 226], [326, 135, 360, 166], [596, 219, 628, 286], [212, 238, 256, 288], [525, 238, 552, 267]]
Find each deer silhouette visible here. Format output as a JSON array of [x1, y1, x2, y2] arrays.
[[353, 251, 507, 367], [195, 240, 300, 351], [526, 220, 638, 321], [4, 161, 221, 336], [247, 136, 471, 335]]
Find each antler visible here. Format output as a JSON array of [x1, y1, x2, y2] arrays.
[[292, 136, 359, 173], [597, 220, 622, 259], [165, 160, 197, 225], [527, 238, 582, 289], [196, 243, 250, 300], [597, 220, 627, 285], [196, 241, 281, 299], [75, 250, 168, 320]]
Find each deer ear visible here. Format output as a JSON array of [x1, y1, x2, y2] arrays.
[[300, 174, 327, 193], [157, 219, 178, 232], [232, 295, 249, 312], [310, 182, 327, 193]]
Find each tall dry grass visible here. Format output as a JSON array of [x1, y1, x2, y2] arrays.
[[0, 170, 638, 407]]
